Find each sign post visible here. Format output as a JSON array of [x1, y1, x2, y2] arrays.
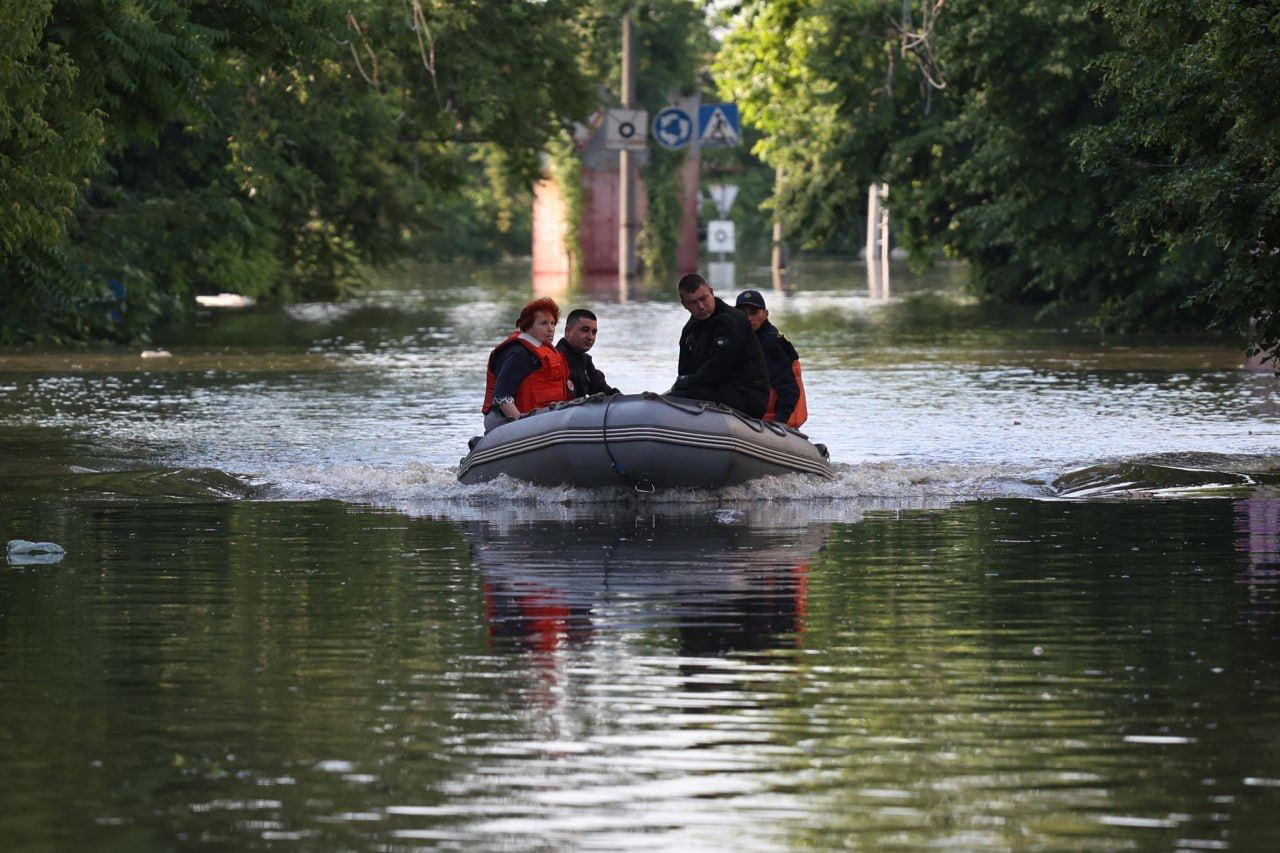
[[617, 14, 639, 287]]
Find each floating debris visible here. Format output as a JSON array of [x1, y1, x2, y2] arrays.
[[6, 540, 66, 566], [195, 293, 256, 309]]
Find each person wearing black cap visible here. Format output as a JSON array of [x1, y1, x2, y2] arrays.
[[670, 273, 769, 417], [735, 289, 808, 428]]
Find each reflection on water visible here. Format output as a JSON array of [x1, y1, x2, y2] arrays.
[[2, 497, 1279, 848], [474, 510, 819, 726], [1236, 490, 1280, 617], [474, 509, 819, 658]]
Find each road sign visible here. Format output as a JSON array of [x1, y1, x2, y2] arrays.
[[707, 219, 736, 253], [698, 103, 741, 147], [651, 106, 694, 150], [605, 108, 648, 150], [708, 261, 735, 290], [707, 184, 739, 218]]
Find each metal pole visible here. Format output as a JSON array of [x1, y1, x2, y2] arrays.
[[866, 183, 880, 298], [618, 13, 636, 286], [878, 183, 891, 298]]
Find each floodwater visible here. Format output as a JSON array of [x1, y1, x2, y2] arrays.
[[2, 260, 1279, 849]]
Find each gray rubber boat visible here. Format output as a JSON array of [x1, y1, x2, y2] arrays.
[[457, 392, 833, 489]]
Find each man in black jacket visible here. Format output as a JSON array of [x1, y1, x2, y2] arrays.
[[556, 308, 619, 398], [735, 289, 805, 426], [669, 274, 769, 417]]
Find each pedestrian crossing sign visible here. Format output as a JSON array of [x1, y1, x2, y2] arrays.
[[698, 103, 741, 147]]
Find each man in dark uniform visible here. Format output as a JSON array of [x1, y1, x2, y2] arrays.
[[669, 273, 769, 417], [735, 289, 805, 426], [556, 308, 619, 398]]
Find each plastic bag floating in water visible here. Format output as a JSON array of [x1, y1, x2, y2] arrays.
[[6, 540, 66, 566]]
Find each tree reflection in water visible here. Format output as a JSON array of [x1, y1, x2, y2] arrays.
[[1235, 488, 1280, 617]]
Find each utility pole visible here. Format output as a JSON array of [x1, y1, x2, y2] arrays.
[[866, 182, 880, 298], [878, 183, 891, 298], [618, 12, 637, 287], [865, 182, 890, 298], [770, 166, 788, 290]]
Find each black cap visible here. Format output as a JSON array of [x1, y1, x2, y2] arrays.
[[735, 289, 766, 310]]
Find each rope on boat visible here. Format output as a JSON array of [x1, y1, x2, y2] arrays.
[[602, 393, 655, 493], [648, 391, 798, 437]]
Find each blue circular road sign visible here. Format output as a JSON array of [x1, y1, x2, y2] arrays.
[[651, 107, 693, 150]]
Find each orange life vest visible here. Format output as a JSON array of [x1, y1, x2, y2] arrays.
[[482, 332, 570, 414], [763, 358, 808, 428]]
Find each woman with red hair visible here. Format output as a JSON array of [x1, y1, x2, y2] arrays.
[[482, 296, 571, 432]]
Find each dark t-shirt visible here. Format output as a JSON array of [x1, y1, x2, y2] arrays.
[[556, 339, 618, 398]]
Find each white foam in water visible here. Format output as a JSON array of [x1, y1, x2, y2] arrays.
[[257, 458, 1055, 515]]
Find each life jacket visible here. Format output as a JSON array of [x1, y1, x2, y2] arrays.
[[764, 358, 808, 428], [482, 332, 570, 414]]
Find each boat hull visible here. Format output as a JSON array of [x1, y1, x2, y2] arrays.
[[458, 393, 832, 489]]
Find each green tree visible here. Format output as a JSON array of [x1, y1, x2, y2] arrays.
[[1081, 1, 1280, 358], [716, 0, 1224, 334], [2, 0, 606, 344], [0, 1, 100, 252], [715, 0, 948, 254], [934, 0, 1217, 331], [0, 1, 103, 343]]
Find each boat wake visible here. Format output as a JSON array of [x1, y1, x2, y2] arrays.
[[6, 465, 262, 502], [256, 458, 1056, 510], [15, 453, 1279, 513], [1053, 453, 1280, 499]]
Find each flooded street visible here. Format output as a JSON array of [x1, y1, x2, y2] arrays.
[[2, 259, 1275, 503], [3, 261, 1280, 848]]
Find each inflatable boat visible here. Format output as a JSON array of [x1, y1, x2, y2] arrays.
[[457, 392, 832, 490]]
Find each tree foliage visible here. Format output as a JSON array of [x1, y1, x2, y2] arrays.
[[716, 0, 948, 253], [1081, 0, 1280, 356], [0, 1, 105, 343], [1, 0, 603, 344], [716, 0, 1277, 350], [0, 1, 101, 253], [934, 0, 1218, 332]]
